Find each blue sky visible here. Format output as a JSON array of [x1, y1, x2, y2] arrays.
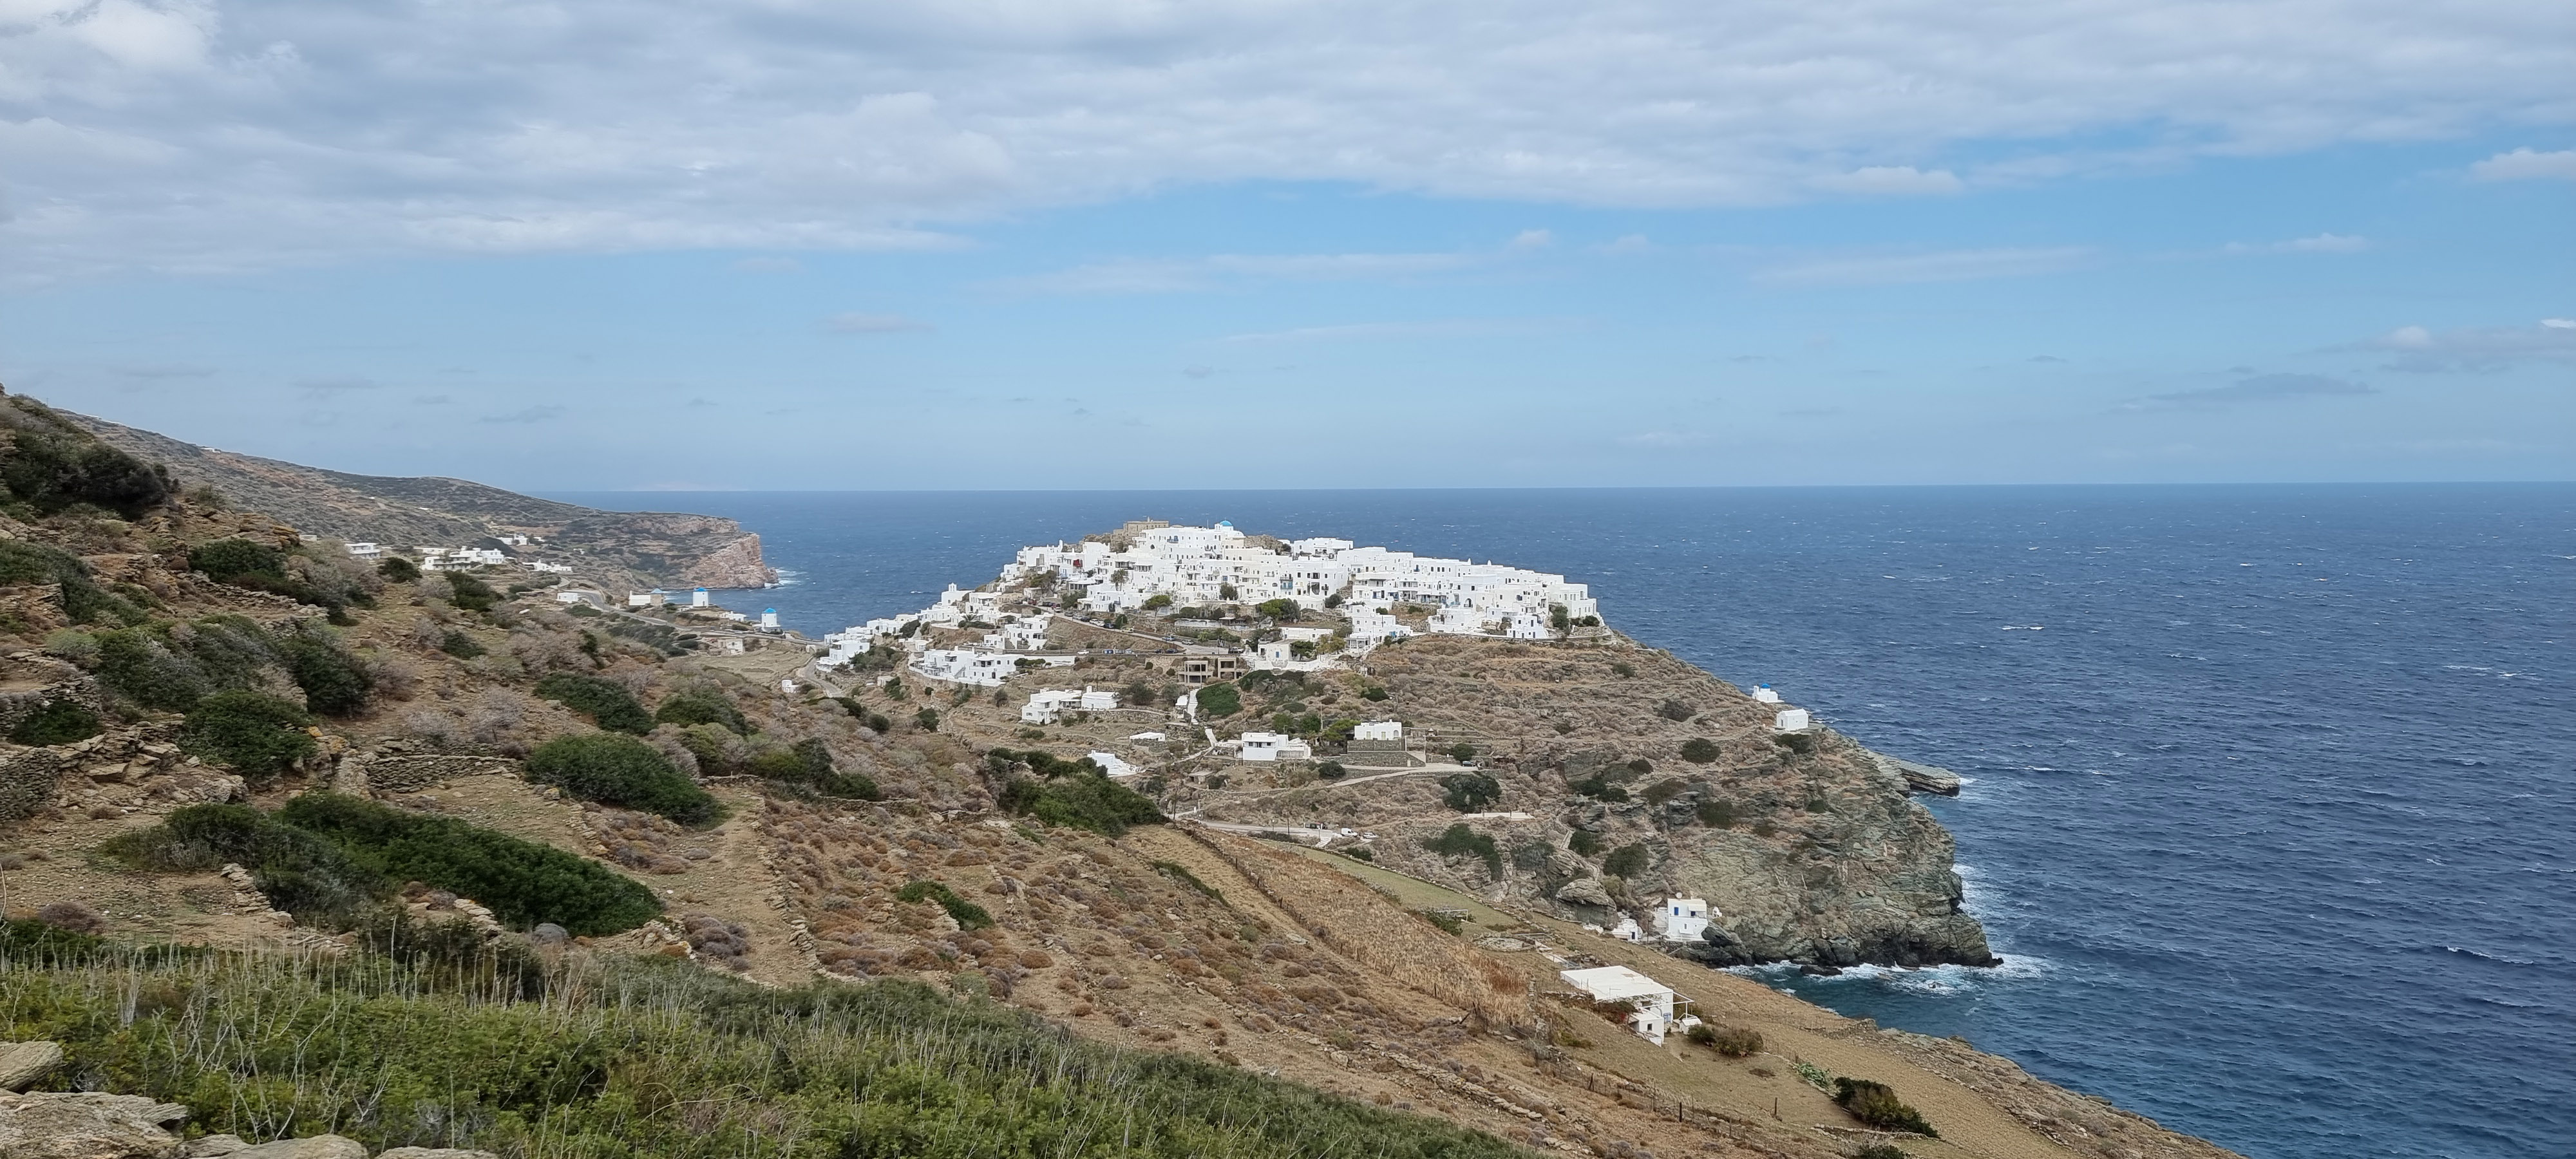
[[2, 0, 2570, 489]]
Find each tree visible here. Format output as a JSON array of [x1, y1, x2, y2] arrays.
[[1140, 593, 1173, 611], [1218, 583, 1239, 601], [1316, 761, 1346, 781], [1254, 598, 1300, 621], [1550, 604, 1571, 634], [1446, 741, 1476, 763], [1602, 843, 1650, 878], [444, 570, 498, 613]]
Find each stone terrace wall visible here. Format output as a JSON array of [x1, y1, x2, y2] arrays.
[[357, 755, 523, 793]]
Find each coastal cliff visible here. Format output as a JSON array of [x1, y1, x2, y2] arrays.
[[1195, 633, 1997, 968], [64, 408, 776, 592]]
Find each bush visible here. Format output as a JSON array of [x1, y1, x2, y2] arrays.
[[1139, 592, 1173, 610], [1602, 843, 1649, 878], [1446, 741, 1475, 762], [1196, 683, 1241, 717], [750, 737, 879, 800], [1569, 774, 1629, 804], [997, 772, 1164, 836], [95, 627, 213, 710], [534, 673, 654, 734], [655, 688, 746, 733], [1426, 824, 1502, 877], [1610, 661, 1636, 677], [1697, 798, 1738, 828], [187, 538, 286, 584], [279, 793, 660, 934], [1656, 699, 1694, 722], [1253, 598, 1299, 621], [914, 707, 940, 731], [181, 691, 316, 784], [1641, 778, 1688, 806], [0, 539, 140, 625], [525, 733, 719, 824], [1681, 737, 1720, 764], [1833, 1077, 1937, 1136], [1341, 845, 1373, 862], [1358, 684, 1388, 702], [0, 397, 173, 517], [8, 697, 102, 745], [274, 622, 374, 716], [437, 629, 486, 658], [1687, 1023, 1764, 1057], [443, 570, 498, 612], [378, 556, 422, 582], [1316, 760, 1346, 781], [896, 880, 995, 930], [1569, 830, 1606, 857], [104, 802, 378, 927], [1440, 771, 1500, 812]]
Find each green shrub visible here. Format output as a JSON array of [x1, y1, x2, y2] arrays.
[[914, 706, 940, 731], [751, 736, 878, 800], [8, 698, 102, 745], [187, 538, 286, 583], [0, 539, 140, 625], [1446, 741, 1476, 762], [274, 623, 374, 716], [895, 880, 994, 930], [1341, 845, 1374, 862], [180, 691, 316, 784], [443, 570, 498, 612], [1680, 737, 1720, 764], [1833, 1077, 1937, 1136], [1148, 860, 1224, 901], [1656, 699, 1694, 722], [1139, 592, 1173, 610], [1195, 682, 1241, 717], [533, 673, 653, 735], [1316, 760, 1346, 781], [1642, 778, 1688, 806], [524, 733, 718, 824], [0, 397, 173, 517], [1697, 798, 1738, 827], [1358, 683, 1388, 701], [1569, 774, 1629, 804], [104, 802, 379, 927], [1419, 909, 1467, 935], [437, 629, 485, 659], [1602, 843, 1649, 878], [996, 772, 1164, 836], [94, 627, 212, 710], [1569, 830, 1606, 857], [1687, 1023, 1764, 1057], [1253, 598, 1300, 621], [1611, 661, 1636, 677], [0, 916, 109, 966], [279, 793, 660, 934], [655, 688, 746, 733], [1440, 771, 1500, 812], [377, 556, 421, 582], [1426, 824, 1502, 876]]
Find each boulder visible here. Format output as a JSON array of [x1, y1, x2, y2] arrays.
[[0, 1090, 189, 1158], [1552, 876, 1614, 907], [379, 1149, 504, 1159], [229, 1136, 366, 1159], [0, 1039, 65, 1091], [189, 1136, 251, 1156]]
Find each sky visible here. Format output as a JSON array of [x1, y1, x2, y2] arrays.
[[1, 0, 2570, 490]]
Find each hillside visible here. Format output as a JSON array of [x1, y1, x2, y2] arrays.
[[0, 391, 2237, 1159], [62, 404, 775, 591]]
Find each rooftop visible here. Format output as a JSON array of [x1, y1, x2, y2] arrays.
[[1558, 965, 1673, 1002]]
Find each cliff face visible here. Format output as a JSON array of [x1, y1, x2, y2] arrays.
[[64, 410, 775, 591], [1202, 634, 1997, 968]]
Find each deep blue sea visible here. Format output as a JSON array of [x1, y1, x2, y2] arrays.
[[555, 485, 2576, 1159]]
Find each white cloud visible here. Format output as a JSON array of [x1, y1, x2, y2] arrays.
[[2468, 147, 2576, 182], [1218, 317, 1564, 343], [1, 0, 2569, 275], [2360, 320, 2576, 372], [826, 312, 934, 334], [1810, 166, 1964, 196], [1755, 247, 2090, 287], [1509, 229, 1553, 249], [2223, 233, 2369, 254]]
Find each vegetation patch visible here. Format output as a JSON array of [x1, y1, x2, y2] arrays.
[[0, 539, 140, 625], [1196, 682, 1242, 717], [1833, 1077, 1938, 1136], [997, 770, 1164, 837], [0, 395, 173, 518], [525, 733, 719, 824], [1439, 771, 1500, 812], [180, 691, 316, 784], [1426, 823, 1502, 877], [533, 673, 654, 735], [1, 936, 1530, 1158], [655, 687, 747, 733], [1685, 1022, 1765, 1057], [8, 697, 102, 745], [1150, 860, 1224, 902], [895, 880, 996, 930], [1602, 843, 1650, 878]]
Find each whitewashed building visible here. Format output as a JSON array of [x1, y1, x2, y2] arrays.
[[1088, 751, 1141, 778], [1653, 897, 1714, 943], [1021, 686, 1118, 725], [1774, 708, 1812, 733], [345, 542, 383, 559], [1237, 731, 1313, 762], [1352, 721, 1404, 741], [1558, 965, 1680, 1045]]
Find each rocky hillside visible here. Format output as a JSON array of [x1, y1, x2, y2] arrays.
[[62, 403, 775, 591], [0, 392, 2235, 1159]]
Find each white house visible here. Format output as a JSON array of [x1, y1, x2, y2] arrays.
[[1019, 686, 1115, 725], [1352, 721, 1404, 742], [629, 590, 670, 607], [1237, 731, 1313, 762], [1088, 751, 1141, 778], [692, 588, 712, 607], [914, 648, 1021, 687], [1129, 731, 1166, 742], [524, 560, 571, 574], [1558, 965, 1680, 1044], [1752, 684, 1781, 704], [1653, 897, 1714, 943], [554, 589, 605, 606], [760, 609, 781, 630], [1774, 708, 1812, 733], [345, 542, 383, 559]]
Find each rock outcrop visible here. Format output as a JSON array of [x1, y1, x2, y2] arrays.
[[0, 1090, 189, 1159]]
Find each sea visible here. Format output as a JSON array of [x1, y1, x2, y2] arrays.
[[553, 484, 2575, 1159]]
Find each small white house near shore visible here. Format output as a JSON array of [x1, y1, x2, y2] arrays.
[[1352, 721, 1403, 742], [1021, 686, 1119, 725], [1654, 897, 1713, 943], [1774, 708, 1812, 733], [1558, 965, 1687, 1045]]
